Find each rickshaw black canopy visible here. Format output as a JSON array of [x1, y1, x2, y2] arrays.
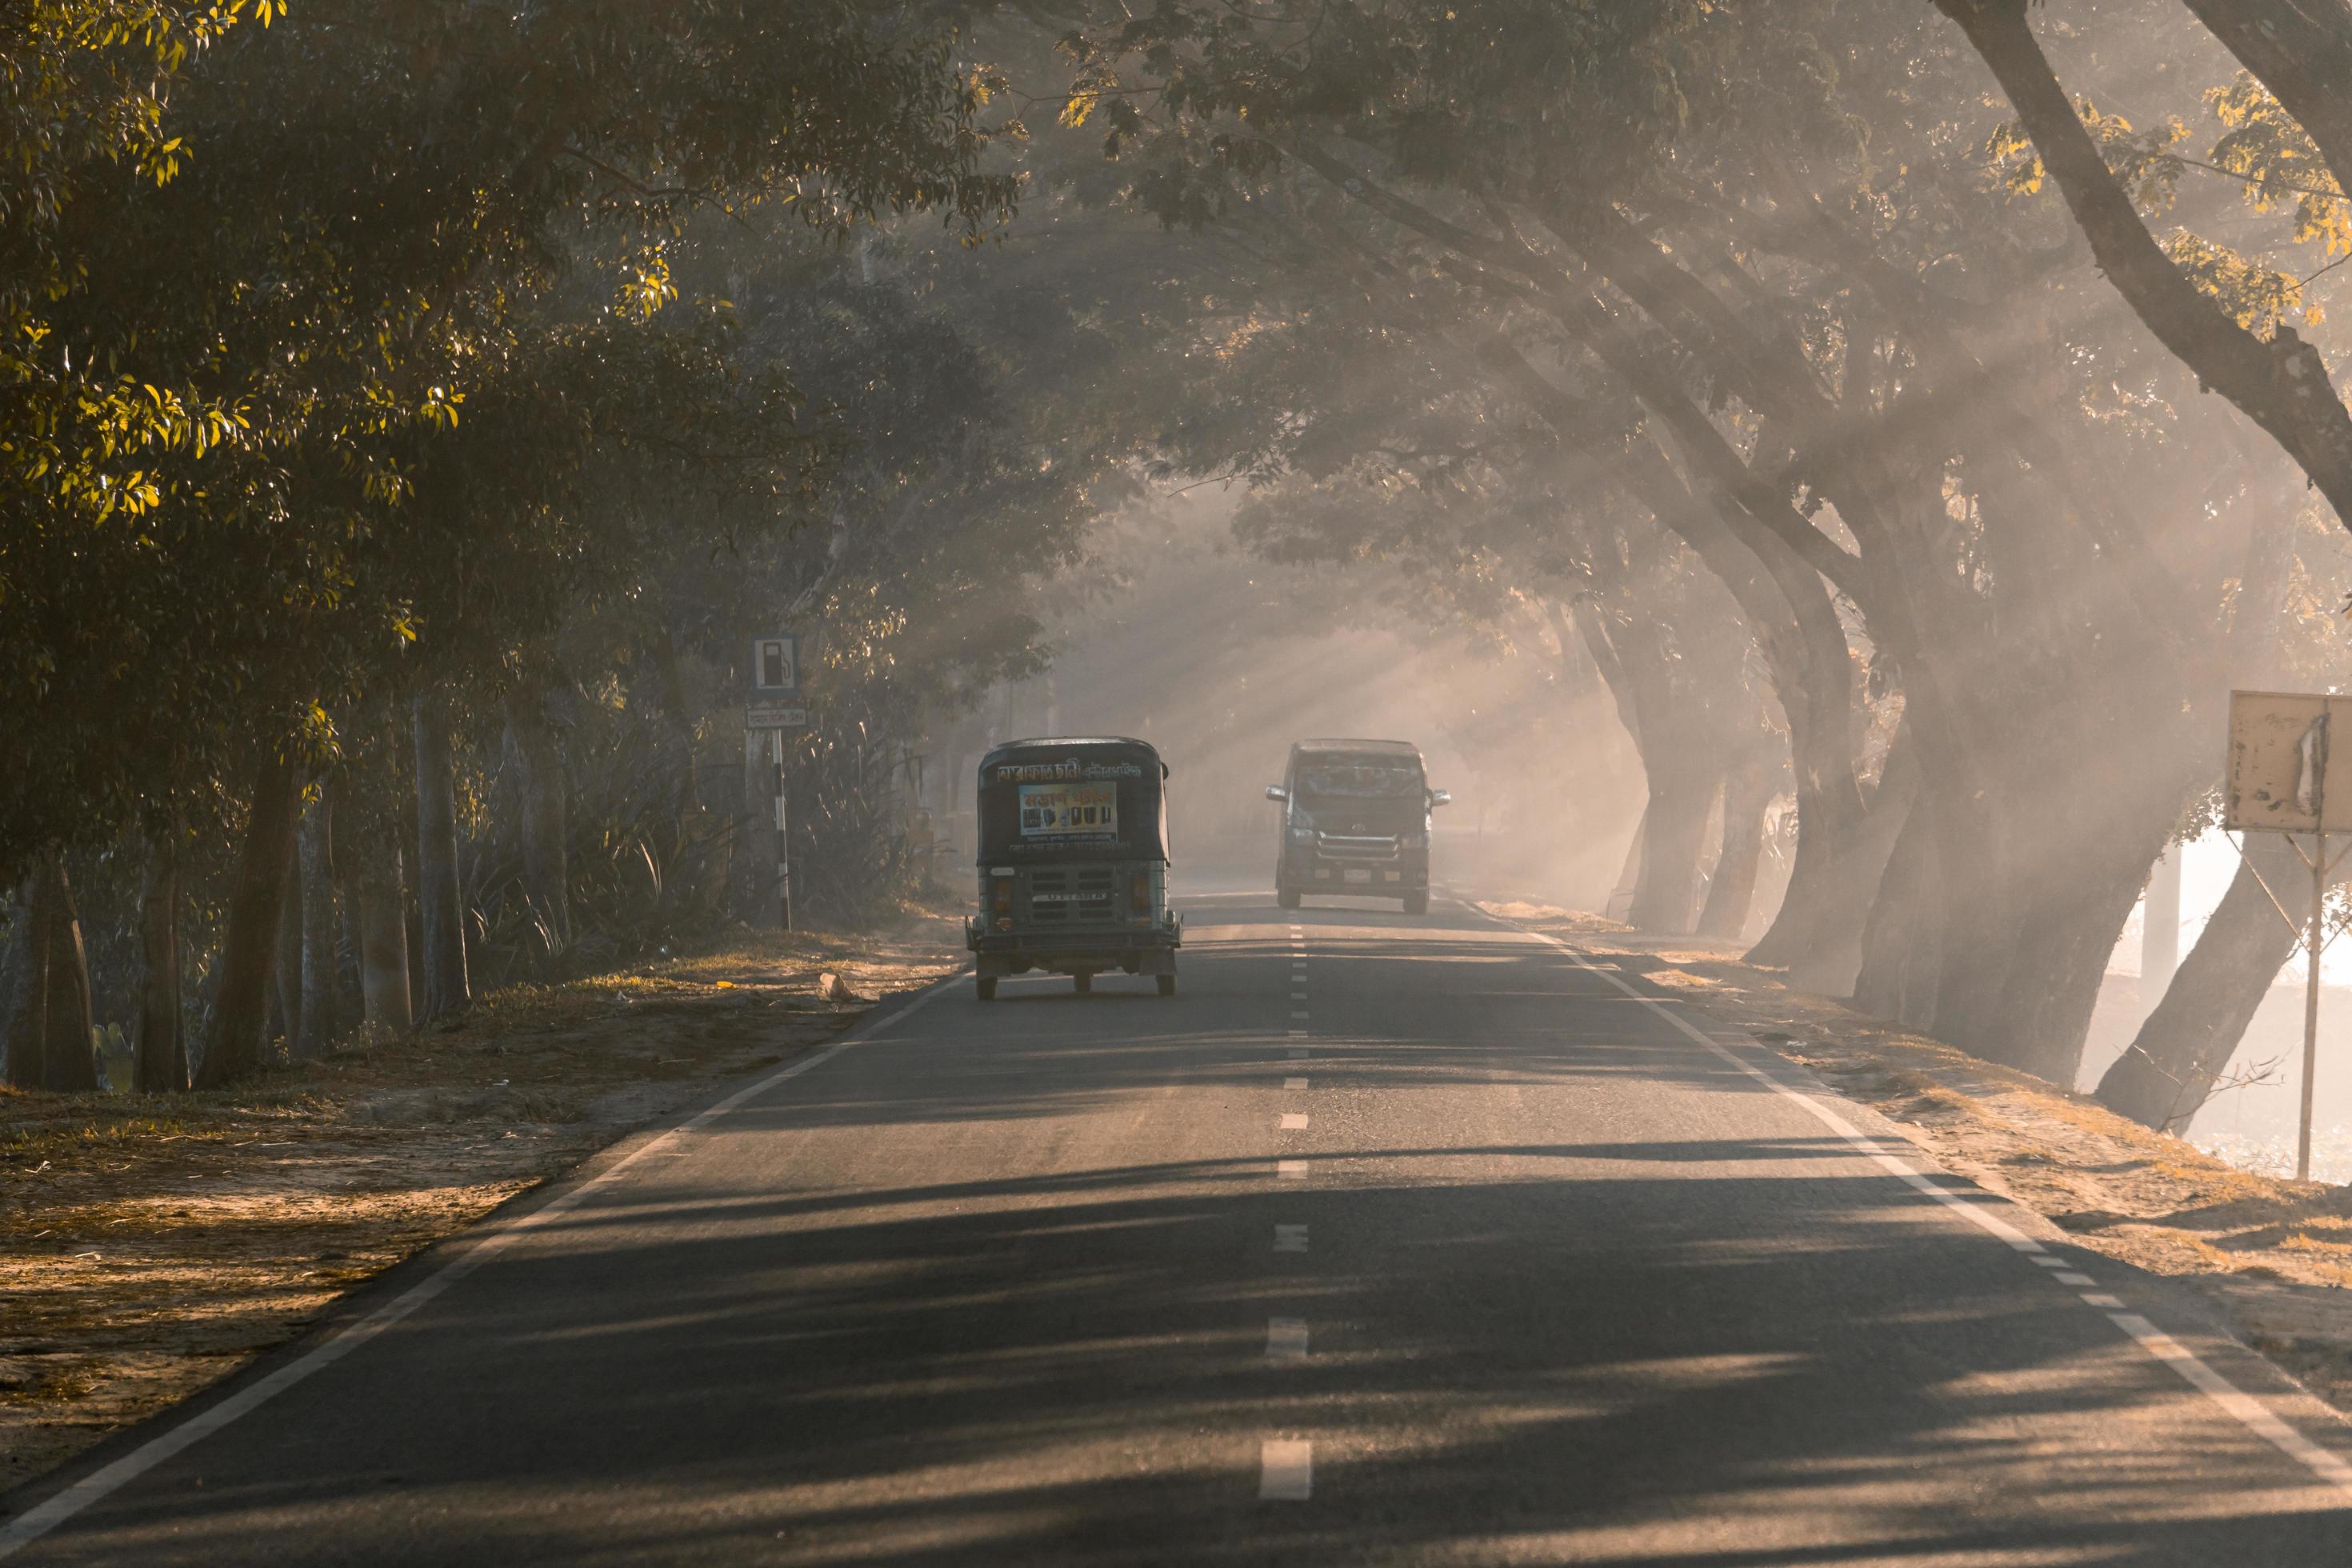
[[976, 738, 1170, 865]]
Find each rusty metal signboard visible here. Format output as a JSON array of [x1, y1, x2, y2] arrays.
[[2226, 690, 2352, 833]]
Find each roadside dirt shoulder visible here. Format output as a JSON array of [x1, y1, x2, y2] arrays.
[[1477, 899, 2352, 1418], [0, 914, 965, 1494]]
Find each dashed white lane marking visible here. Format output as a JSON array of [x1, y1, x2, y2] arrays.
[[1278, 1160, 1308, 1180], [1286, 1030, 1308, 1039], [2031, 1255, 2069, 1268], [0, 977, 963, 1560], [1290, 1010, 1310, 1021], [1281, 1113, 1309, 1130], [1259, 1439, 1313, 1500], [1291, 990, 1308, 1001], [2054, 1272, 2096, 1286], [2084, 1294, 2124, 1308], [2111, 1313, 2352, 1489], [1274, 1225, 1309, 1253], [1267, 1318, 1309, 1361], [1285, 1077, 1309, 1090], [1472, 903, 2352, 1505]]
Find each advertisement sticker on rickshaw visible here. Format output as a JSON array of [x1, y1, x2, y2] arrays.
[[1018, 781, 1118, 838]]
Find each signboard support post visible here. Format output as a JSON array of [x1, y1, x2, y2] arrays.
[[743, 630, 807, 932], [774, 732, 793, 934], [2290, 706, 2330, 1184], [2306, 823, 2326, 1182]]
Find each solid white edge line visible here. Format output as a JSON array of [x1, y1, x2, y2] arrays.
[[1463, 898, 2352, 1506], [0, 970, 965, 1559]]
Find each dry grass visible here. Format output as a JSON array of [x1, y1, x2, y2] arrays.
[[1481, 898, 2352, 1418], [0, 912, 965, 1494]]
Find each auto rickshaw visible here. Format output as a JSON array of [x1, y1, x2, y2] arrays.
[[965, 736, 1180, 999]]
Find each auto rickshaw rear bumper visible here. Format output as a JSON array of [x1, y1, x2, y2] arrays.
[[965, 918, 1180, 978]]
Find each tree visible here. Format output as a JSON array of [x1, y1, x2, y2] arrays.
[[1064, 0, 2304, 1085], [1930, 0, 2352, 535]]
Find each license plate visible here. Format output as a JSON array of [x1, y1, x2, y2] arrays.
[[1343, 868, 1371, 883]]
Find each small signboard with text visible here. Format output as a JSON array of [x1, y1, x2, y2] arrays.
[[746, 699, 810, 733]]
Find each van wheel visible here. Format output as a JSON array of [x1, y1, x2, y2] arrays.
[[1404, 891, 1429, 915], [1157, 974, 1177, 998], [1073, 972, 1092, 994], [976, 978, 998, 1001], [1277, 884, 1301, 910]]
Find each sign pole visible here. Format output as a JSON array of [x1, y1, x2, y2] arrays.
[[2302, 710, 2331, 1183], [744, 629, 808, 933], [2304, 826, 2325, 1182], [773, 729, 793, 934]]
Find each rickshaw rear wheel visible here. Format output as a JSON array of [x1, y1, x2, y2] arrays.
[[976, 978, 997, 1001], [1073, 972, 1093, 994], [1157, 974, 1177, 998]]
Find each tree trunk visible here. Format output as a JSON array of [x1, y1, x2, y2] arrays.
[[1605, 805, 1644, 925], [294, 790, 338, 1058], [2, 882, 45, 1090], [1698, 754, 1774, 939], [272, 850, 303, 1057], [1988, 840, 2157, 1086], [136, 827, 187, 1092], [1630, 769, 1714, 935], [2178, 0, 2352, 198], [1786, 730, 1921, 997], [506, 695, 571, 950], [413, 690, 471, 1024], [355, 838, 414, 1033], [2098, 836, 2311, 1130], [1852, 790, 1942, 1031], [36, 853, 98, 1093], [649, 622, 705, 820], [2141, 847, 2182, 1016], [196, 754, 306, 1088]]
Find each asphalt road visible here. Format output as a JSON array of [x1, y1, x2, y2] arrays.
[[8, 891, 2352, 1565]]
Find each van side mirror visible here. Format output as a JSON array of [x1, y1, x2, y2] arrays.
[[1430, 789, 1453, 807], [1265, 785, 1289, 802]]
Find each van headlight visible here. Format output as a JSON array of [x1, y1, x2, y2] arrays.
[[1400, 831, 1428, 849], [1288, 825, 1317, 842]]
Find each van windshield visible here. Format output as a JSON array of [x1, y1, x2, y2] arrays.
[[1294, 754, 1424, 800]]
